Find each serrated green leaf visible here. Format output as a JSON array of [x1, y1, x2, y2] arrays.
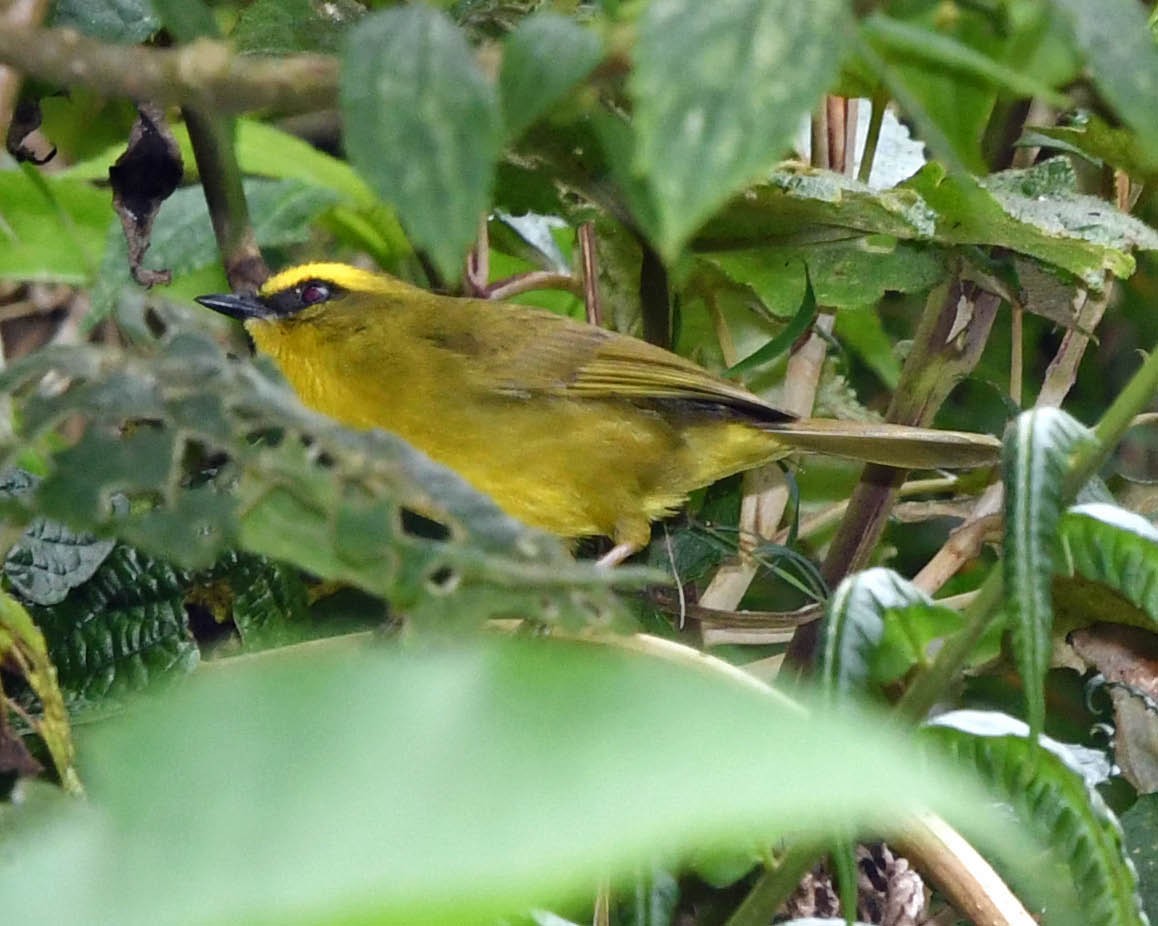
[[0, 169, 111, 284], [631, 0, 850, 259], [5, 520, 117, 608], [227, 554, 313, 649], [341, 6, 503, 279], [904, 159, 1158, 288], [0, 638, 1036, 925], [703, 238, 945, 318], [925, 714, 1146, 926], [1058, 503, 1158, 626], [27, 544, 199, 713], [1052, 0, 1158, 165], [0, 470, 117, 606], [50, 0, 159, 42], [819, 567, 959, 700], [500, 12, 603, 140], [1002, 408, 1098, 740]]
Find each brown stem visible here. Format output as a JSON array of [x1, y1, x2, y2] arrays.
[[0, 24, 337, 115], [578, 222, 602, 327], [183, 107, 266, 291], [786, 274, 1001, 669]]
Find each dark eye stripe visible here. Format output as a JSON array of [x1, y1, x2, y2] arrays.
[[261, 279, 346, 317]]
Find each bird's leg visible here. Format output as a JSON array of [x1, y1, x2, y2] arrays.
[[596, 542, 639, 568]]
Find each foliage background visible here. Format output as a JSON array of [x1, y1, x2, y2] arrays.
[[0, 0, 1157, 924]]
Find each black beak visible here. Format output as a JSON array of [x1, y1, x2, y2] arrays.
[[195, 292, 267, 321]]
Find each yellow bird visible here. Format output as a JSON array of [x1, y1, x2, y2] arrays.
[[197, 263, 999, 564]]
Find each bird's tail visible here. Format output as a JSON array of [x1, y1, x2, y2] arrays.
[[764, 418, 1002, 470]]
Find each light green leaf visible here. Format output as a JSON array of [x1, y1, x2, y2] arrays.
[[0, 169, 111, 284], [1002, 407, 1097, 740], [1052, 0, 1158, 164], [500, 12, 603, 140], [0, 638, 1034, 925], [231, 0, 361, 55], [341, 6, 502, 279], [904, 159, 1158, 288], [631, 0, 850, 259], [704, 238, 945, 317]]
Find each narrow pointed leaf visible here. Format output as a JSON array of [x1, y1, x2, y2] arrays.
[[1002, 408, 1097, 740]]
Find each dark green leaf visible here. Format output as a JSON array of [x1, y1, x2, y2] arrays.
[[631, 0, 850, 259], [925, 714, 1146, 926], [1057, 503, 1158, 626], [232, 0, 362, 55], [500, 12, 603, 140], [0, 638, 1034, 925], [148, 0, 218, 40], [341, 6, 503, 279], [724, 265, 817, 378], [27, 544, 199, 713], [5, 518, 117, 607], [1121, 794, 1158, 924], [1052, 0, 1158, 165], [1002, 408, 1098, 740], [50, 0, 159, 42]]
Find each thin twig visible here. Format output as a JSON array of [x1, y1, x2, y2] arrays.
[[484, 271, 581, 302], [579, 222, 602, 326]]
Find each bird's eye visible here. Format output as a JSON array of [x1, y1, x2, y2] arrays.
[[299, 281, 330, 305]]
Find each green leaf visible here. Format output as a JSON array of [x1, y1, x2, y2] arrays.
[[5, 520, 117, 608], [1002, 408, 1098, 740], [148, 0, 218, 41], [1057, 503, 1158, 626], [704, 238, 945, 318], [1022, 113, 1158, 177], [904, 159, 1158, 288], [630, 0, 850, 260], [50, 0, 159, 42], [862, 13, 1069, 108], [819, 567, 957, 701], [226, 553, 315, 650], [925, 713, 1147, 926], [500, 12, 603, 140], [0, 332, 638, 631], [0, 638, 1035, 925], [0, 169, 111, 284], [1121, 794, 1158, 924], [341, 6, 503, 279], [696, 167, 938, 247], [1052, 0, 1158, 165], [26, 544, 199, 714], [231, 0, 362, 55]]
